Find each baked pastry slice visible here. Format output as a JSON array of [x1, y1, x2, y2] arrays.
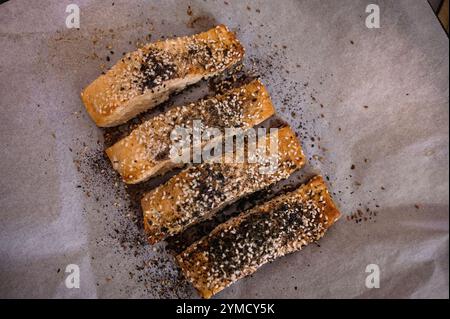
[[81, 25, 244, 127], [176, 175, 341, 298], [141, 125, 306, 244], [105, 79, 275, 184]]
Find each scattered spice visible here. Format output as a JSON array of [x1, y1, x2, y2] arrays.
[[187, 5, 193, 16]]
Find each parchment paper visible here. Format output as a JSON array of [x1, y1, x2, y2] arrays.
[[0, 0, 448, 298]]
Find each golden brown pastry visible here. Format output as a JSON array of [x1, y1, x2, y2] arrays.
[[176, 175, 341, 298], [81, 25, 244, 127], [141, 126, 306, 244], [105, 79, 275, 184]]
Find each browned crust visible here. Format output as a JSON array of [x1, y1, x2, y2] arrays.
[[81, 25, 245, 127], [141, 126, 306, 244], [176, 175, 341, 298], [105, 79, 275, 184]]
